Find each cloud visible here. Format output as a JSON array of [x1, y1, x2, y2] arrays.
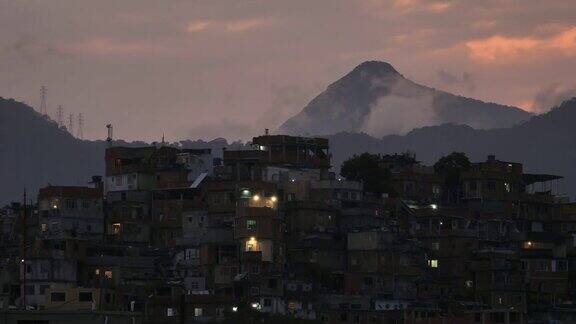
[[187, 20, 211, 33], [60, 37, 166, 57], [184, 18, 272, 34], [427, 2, 451, 13], [465, 35, 539, 63], [436, 70, 476, 93], [226, 18, 271, 33], [465, 26, 576, 63], [1, 35, 67, 64], [364, 0, 452, 15], [530, 83, 576, 113], [361, 76, 439, 137]]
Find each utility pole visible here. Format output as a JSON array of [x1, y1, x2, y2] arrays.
[[68, 113, 74, 136], [77, 113, 84, 139], [21, 189, 27, 310], [57, 105, 64, 128], [39, 86, 47, 116]]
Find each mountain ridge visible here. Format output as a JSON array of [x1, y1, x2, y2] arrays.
[[1, 97, 575, 205]]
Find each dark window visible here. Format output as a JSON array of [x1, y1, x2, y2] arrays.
[[65, 199, 77, 209], [39, 285, 50, 295], [79, 292, 93, 302], [487, 181, 496, 191], [264, 298, 272, 307], [474, 313, 482, 322], [268, 278, 278, 289], [25, 285, 34, 295], [51, 292, 66, 302]]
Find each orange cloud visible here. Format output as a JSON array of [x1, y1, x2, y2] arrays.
[[185, 18, 272, 34], [363, 0, 451, 15], [465, 36, 539, 63], [516, 100, 535, 113], [465, 26, 576, 63], [428, 2, 451, 13], [550, 27, 576, 53], [60, 38, 166, 57], [187, 20, 211, 33], [225, 18, 271, 33]]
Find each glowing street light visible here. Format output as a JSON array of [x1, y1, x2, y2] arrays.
[[253, 195, 260, 201]]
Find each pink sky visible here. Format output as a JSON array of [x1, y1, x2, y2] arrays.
[[1, 0, 576, 141]]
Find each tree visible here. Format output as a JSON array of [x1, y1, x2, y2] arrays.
[[340, 153, 392, 194], [433, 152, 471, 204]]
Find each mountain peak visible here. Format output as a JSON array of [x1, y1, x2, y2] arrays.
[[279, 60, 531, 137], [351, 61, 401, 77]]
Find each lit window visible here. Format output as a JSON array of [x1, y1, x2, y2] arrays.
[[104, 270, 113, 279], [112, 223, 121, 235], [194, 308, 203, 317], [428, 259, 438, 268], [247, 219, 256, 230], [95, 269, 100, 276], [465, 280, 473, 288], [41, 224, 47, 232], [246, 237, 258, 251], [504, 182, 511, 193], [167, 308, 175, 317]]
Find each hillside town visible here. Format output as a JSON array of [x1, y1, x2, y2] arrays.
[[0, 132, 575, 324]]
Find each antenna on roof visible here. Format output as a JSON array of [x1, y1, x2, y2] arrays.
[[106, 124, 113, 147]]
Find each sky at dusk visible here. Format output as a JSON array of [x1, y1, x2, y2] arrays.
[[1, 0, 576, 142]]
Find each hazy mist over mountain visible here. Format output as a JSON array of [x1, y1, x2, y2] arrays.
[[2, 96, 576, 205], [0, 98, 245, 205], [280, 61, 531, 137]]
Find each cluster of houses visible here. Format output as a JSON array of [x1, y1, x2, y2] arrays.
[[1, 133, 575, 323]]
